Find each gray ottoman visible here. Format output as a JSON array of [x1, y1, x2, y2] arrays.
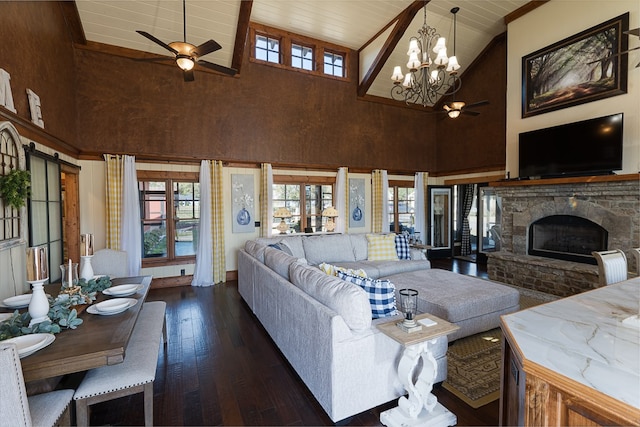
[[384, 269, 520, 341]]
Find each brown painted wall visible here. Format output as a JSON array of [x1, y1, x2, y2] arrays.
[[74, 48, 438, 172], [0, 1, 77, 146], [435, 34, 507, 174]]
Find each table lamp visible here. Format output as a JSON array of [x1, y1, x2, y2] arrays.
[[274, 207, 292, 234], [398, 288, 422, 333], [322, 206, 338, 232]]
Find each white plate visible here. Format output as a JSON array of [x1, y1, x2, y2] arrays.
[[0, 313, 13, 322], [102, 284, 142, 297], [87, 298, 137, 316], [2, 294, 31, 309], [4, 333, 55, 358], [95, 299, 130, 313]]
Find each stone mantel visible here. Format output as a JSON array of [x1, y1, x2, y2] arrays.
[[487, 175, 639, 297], [488, 173, 639, 188]]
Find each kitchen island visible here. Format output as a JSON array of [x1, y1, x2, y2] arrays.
[[500, 277, 640, 426]]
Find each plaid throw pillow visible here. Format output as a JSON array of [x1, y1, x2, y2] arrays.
[[366, 234, 399, 261], [395, 234, 411, 260], [337, 271, 397, 318]]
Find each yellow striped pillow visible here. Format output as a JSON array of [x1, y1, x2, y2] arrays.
[[366, 234, 399, 261]]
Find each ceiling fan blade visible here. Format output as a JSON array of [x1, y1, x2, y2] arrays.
[[464, 100, 489, 109], [193, 39, 222, 58], [462, 110, 481, 116], [183, 69, 195, 82], [136, 30, 179, 55], [134, 56, 173, 63], [197, 60, 237, 76]]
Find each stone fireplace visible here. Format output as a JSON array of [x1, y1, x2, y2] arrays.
[[487, 177, 639, 297]]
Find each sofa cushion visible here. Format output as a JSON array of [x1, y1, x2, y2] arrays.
[[318, 262, 367, 278], [268, 242, 293, 256], [349, 234, 369, 261], [337, 271, 398, 319], [366, 234, 399, 261], [245, 240, 267, 263], [302, 234, 356, 265], [289, 262, 372, 331], [395, 234, 411, 260], [264, 247, 299, 280], [279, 236, 306, 259]]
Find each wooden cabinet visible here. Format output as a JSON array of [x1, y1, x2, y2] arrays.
[[500, 332, 640, 427]]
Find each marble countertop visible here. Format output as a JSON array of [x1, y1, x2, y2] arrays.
[[501, 277, 640, 409]]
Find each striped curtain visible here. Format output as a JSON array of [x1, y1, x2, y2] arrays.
[[260, 163, 273, 237], [104, 154, 123, 249], [335, 167, 348, 234], [372, 170, 389, 233], [210, 160, 226, 284]]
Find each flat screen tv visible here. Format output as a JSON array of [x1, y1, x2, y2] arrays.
[[519, 113, 623, 179]]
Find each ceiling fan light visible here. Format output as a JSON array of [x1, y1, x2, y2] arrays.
[[447, 109, 462, 119], [176, 56, 195, 71]]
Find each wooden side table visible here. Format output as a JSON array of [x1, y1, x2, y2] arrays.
[[378, 313, 459, 427]]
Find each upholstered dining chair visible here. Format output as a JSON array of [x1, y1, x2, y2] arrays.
[[90, 248, 128, 278], [0, 342, 75, 427], [632, 248, 640, 276], [592, 249, 628, 286]]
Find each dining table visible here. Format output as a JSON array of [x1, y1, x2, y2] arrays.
[[1, 275, 152, 383]]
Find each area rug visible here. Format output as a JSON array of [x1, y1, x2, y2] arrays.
[[441, 288, 558, 408]]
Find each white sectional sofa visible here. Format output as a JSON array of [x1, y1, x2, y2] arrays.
[[237, 232, 519, 422]]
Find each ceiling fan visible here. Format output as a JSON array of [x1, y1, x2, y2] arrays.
[[442, 100, 489, 118], [136, 0, 237, 81]]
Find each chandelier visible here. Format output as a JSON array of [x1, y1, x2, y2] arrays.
[[391, 4, 461, 108]]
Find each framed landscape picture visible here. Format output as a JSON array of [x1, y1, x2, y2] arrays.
[[522, 13, 629, 118]]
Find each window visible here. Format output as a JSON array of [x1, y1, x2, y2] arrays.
[[273, 177, 333, 233], [250, 23, 349, 81], [0, 127, 21, 243], [292, 43, 314, 70], [255, 34, 280, 63], [388, 183, 415, 234], [323, 51, 344, 77], [138, 172, 199, 265]]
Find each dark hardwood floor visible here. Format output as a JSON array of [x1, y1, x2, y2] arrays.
[[88, 258, 499, 426]]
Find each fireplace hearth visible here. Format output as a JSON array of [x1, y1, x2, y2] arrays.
[[529, 215, 607, 265]]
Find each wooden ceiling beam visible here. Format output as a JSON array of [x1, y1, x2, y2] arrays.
[[231, 0, 252, 74], [357, 1, 426, 98]]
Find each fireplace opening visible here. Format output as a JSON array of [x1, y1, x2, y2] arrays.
[[528, 215, 607, 265]]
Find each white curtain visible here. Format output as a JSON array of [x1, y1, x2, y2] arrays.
[[381, 170, 389, 233], [414, 172, 427, 241], [260, 163, 273, 237], [192, 160, 213, 287], [120, 155, 141, 277], [335, 167, 348, 234]]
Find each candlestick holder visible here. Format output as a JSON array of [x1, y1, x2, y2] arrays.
[[28, 279, 51, 327], [80, 255, 94, 281]]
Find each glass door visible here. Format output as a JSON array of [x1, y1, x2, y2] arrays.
[[478, 186, 502, 262], [428, 186, 452, 258]]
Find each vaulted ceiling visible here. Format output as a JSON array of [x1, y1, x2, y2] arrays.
[[74, 0, 535, 103]]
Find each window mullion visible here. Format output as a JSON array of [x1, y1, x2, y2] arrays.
[[166, 180, 176, 259]]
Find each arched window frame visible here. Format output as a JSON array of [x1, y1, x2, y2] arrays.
[[0, 121, 27, 250]]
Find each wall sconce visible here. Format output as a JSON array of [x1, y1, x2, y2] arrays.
[[322, 206, 339, 232], [398, 288, 422, 333], [274, 207, 292, 234]]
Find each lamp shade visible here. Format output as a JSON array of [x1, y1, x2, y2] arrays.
[[391, 66, 404, 83], [434, 47, 449, 66], [176, 56, 195, 71], [446, 55, 460, 73], [274, 207, 292, 218], [322, 206, 338, 217]]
